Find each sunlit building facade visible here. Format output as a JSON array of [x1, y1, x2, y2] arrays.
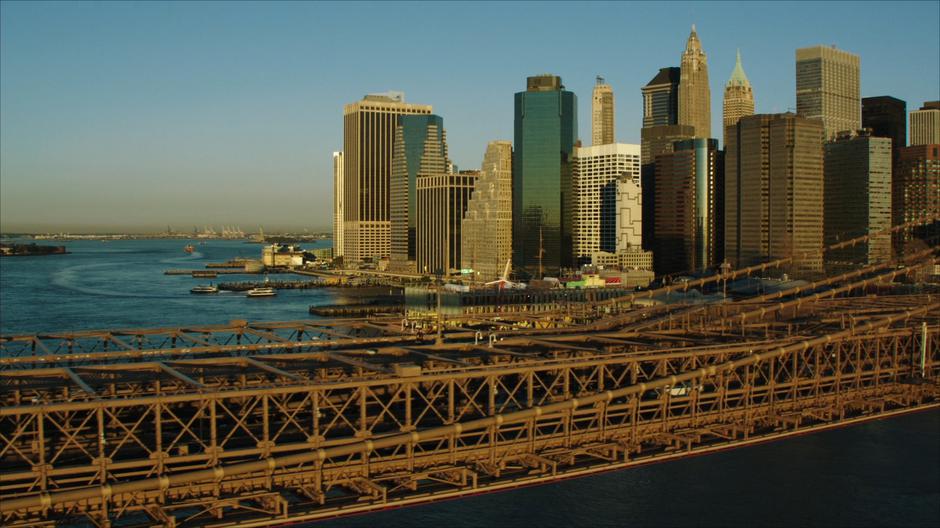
[[461, 141, 513, 281], [796, 46, 860, 139], [342, 92, 432, 264], [572, 143, 640, 265]]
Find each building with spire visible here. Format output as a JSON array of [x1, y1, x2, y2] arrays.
[[723, 50, 754, 148], [592, 76, 615, 146], [678, 25, 711, 139]]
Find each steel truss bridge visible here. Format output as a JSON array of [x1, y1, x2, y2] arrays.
[[1, 235, 938, 527]]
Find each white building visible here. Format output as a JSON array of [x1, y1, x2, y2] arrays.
[[332, 151, 344, 259], [910, 102, 940, 146], [572, 143, 641, 265]]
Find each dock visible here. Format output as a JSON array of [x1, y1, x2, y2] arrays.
[[219, 280, 323, 291], [164, 269, 257, 276]]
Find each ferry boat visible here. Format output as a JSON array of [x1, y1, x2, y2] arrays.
[[246, 287, 276, 298], [190, 284, 218, 294], [184, 244, 195, 254]]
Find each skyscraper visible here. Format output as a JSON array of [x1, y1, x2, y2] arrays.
[[416, 167, 480, 274], [910, 101, 940, 146], [513, 74, 578, 278], [571, 143, 641, 265], [723, 49, 754, 148], [795, 46, 860, 139], [332, 151, 344, 260], [894, 144, 940, 254], [389, 114, 445, 272], [862, 96, 907, 153], [417, 169, 477, 276], [653, 138, 723, 274], [639, 124, 695, 253], [642, 67, 681, 129], [592, 76, 615, 146], [343, 92, 432, 264], [614, 178, 644, 253], [725, 113, 824, 275], [725, 114, 771, 267], [461, 141, 513, 281], [824, 131, 892, 269], [678, 25, 711, 139]]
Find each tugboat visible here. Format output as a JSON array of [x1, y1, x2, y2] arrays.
[[190, 284, 218, 294], [246, 286, 276, 297], [184, 244, 195, 254]]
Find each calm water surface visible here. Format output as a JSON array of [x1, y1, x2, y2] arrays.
[[0, 238, 334, 334], [1, 239, 937, 527]]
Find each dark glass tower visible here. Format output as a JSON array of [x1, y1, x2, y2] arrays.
[[390, 114, 445, 267], [862, 96, 906, 156], [512, 75, 578, 278]]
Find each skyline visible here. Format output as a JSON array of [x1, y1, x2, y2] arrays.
[[2, 1, 939, 233]]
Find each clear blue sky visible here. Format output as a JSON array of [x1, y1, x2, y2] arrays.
[[2, 1, 938, 233]]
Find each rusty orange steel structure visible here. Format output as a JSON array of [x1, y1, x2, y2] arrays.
[[1, 248, 939, 527]]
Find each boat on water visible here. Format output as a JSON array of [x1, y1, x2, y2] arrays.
[[246, 287, 276, 297], [190, 284, 218, 294], [184, 244, 195, 254]]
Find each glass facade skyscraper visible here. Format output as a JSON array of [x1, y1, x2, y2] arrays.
[[512, 75, 578, 278], [390, 114, 445, 269]]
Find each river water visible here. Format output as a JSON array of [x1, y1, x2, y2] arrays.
[[1, 239, 937, 527]]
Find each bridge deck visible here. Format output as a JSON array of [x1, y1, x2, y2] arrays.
[[1, 267, 938, 526]]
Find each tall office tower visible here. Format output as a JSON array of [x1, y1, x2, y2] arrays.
[[640, 124, 695, 252], [725, 114, 771, 267], [893, 144, 940, 254], [642, 67, 681, 129], [342, 92, 432, 264], [592, 76, 615, 145], [862, 96, 906, 153], [389, 114, 445, 272], [416, 170, 478, 276], [725, 113, 824, 275], [910, 101, 940, 146], [614, 178, 644, 252], [640, 66, 684, 247], [653, 138, 723, 275], [572, 143, 641, 265], [795, 45, 860, 139], [678, 25, 711, 139], [723, 50, 754, 148], [513, 74, 578, 278], [824, 131, 892, 269], [332, 151, 344, 259], [461, 141, 513, 281]]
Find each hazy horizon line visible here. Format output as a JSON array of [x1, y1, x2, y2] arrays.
[[0, 223, 332, 235]]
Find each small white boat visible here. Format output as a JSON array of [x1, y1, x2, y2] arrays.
[[190, 284, 219, 294], [246, 287, 276, 297]]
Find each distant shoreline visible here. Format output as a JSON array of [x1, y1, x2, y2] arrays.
[[0, 243, 69, 257]]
